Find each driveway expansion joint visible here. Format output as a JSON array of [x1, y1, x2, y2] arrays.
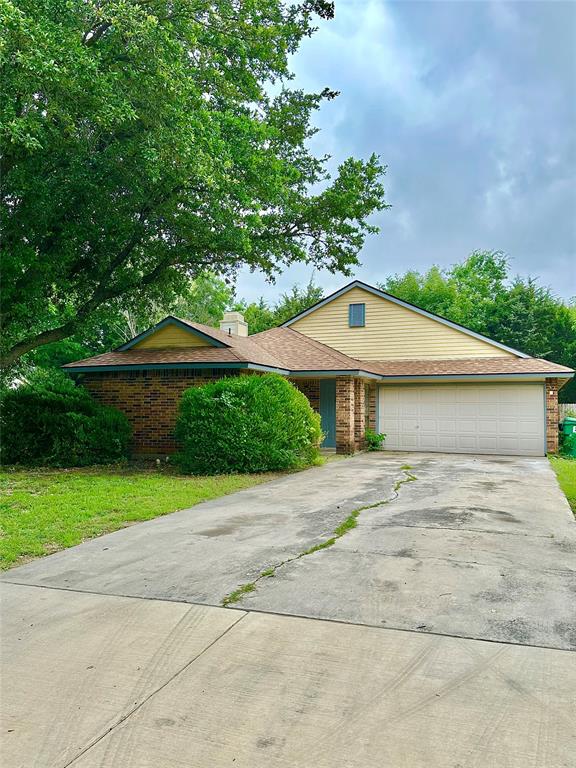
[[221, 467, 418, 607], [61, 609, 248, 768]]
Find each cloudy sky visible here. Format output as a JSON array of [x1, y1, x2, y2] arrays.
[[235, 0, 576, 305]]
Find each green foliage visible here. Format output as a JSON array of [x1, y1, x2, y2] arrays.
[[0, 371, 131, 467], [233, 277, 324, 333], [175, 374, 321, 474], [1, 0, 387, 369], [364, 429, 386, 451], [381, 251, 576, 402], [21, 272, 236, 377]]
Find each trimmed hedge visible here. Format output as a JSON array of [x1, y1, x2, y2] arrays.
[[175, 374, 321, 474], [0, 372, 131, 467]]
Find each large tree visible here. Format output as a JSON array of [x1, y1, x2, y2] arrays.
[[232, 276, 323, 332], [0, 0, 387, 369], [382, 251, 576, 402]]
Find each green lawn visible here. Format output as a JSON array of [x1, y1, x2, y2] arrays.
[[0, 468, 274, 569], [549, 456, 576, 516]]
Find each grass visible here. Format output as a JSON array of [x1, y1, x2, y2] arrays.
[[221, 582, 257, 607], [0, 466, 274, 570], [549, 456, 576, 516]]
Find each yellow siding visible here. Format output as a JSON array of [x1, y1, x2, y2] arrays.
[[134, 324, 211, 349], [290, 287, 515, 360]]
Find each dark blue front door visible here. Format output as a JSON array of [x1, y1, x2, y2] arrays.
[[319, 379, 336, 447]]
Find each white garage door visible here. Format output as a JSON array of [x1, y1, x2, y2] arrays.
[[378, 383, 545, 456]]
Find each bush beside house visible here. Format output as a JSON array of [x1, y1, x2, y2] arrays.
[[175, 374, 322, 474], [0, 372, 131, 467]]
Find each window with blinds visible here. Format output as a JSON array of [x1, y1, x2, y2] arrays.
[[348, 303, 365, 327]]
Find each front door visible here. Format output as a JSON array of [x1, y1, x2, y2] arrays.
[[319, 379, 336, 447]]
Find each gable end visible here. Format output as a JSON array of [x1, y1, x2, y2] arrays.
[[283, 281, 529, 360], [117, 317, 229, 351]]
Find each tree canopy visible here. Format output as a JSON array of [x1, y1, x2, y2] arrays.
[[382, 251, 576, 401], [0, 0, 388, 368], [232, 277, 323, 332]]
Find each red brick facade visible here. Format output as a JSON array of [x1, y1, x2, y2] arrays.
[[82, 368, 377, 456], [335, 376, 356, 454], [546, 378, 560, 454], [82, 369, 239, 455], [354, 379, 366, 450], [366, 382, 377, 432]]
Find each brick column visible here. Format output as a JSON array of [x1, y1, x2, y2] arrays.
[[367, 382, 377, 431], [336, 376, 355, 454], [354, 379, 366, 450], [546, 378, 559, 454]]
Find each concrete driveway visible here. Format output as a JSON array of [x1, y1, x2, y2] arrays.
[[2, 453, 576, 767]]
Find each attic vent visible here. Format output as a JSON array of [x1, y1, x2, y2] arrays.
[[219, 311, 248, 337], [349, 303, 365, 327]]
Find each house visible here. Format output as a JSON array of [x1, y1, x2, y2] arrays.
[[63, 280, 574, 457]]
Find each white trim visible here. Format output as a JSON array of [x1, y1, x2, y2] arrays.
[[281, 280, 531, 359]]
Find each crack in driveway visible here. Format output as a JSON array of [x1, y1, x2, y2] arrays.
[[221, 467, 417, 607]]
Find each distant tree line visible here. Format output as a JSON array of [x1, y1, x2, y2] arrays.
[[380, 251, 576, 402]]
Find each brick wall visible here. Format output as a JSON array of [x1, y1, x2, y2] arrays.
[[354, 379, 366, 450], [82, 369, 238, 455], [546, 378, 559, 454], [336, 376, 355, 454], [82, 369, 368, 457], [290, 378, 320, 412], [366, 382, 377, 431]]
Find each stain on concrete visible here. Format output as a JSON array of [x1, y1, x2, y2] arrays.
[[554, 539, 576, 554], [392, 506, 474, 528], [155, 718, 176, 728], [553, 621, 576, 649], [488, 618, 533, 644], [197, 524, 238, 537], [393, 547, 415, 558], [257, 737, 278, 749], [474, 480, 501, 492], [377, 579, 400, 592]]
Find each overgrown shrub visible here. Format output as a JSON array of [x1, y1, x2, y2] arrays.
[[364, 429, 386, 451], [0, 371, 131, 467], [175, 374, 321, 474]]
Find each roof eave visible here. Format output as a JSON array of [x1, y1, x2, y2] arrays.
[[63, 361, 291, 375], [375, 372, 574, 383]]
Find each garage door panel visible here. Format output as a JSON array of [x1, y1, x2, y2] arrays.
[[438, 435, 458, 450], [478, 420, 499, 433], [478, 436, 499, 450], [379, 383, 544, 456], [478, 403, 499, 417]]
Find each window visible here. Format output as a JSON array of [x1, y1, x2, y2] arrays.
[[349, 303, 365, 327]]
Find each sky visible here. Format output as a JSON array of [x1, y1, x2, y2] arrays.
[[234, 0, 576, 306]]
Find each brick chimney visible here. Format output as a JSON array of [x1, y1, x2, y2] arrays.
[[219, 311, 248, 337]]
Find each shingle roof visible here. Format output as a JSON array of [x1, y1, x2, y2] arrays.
[[63, 318, 574, 379], [250, 327, 367, 371], [363, 357, 574, 377]]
